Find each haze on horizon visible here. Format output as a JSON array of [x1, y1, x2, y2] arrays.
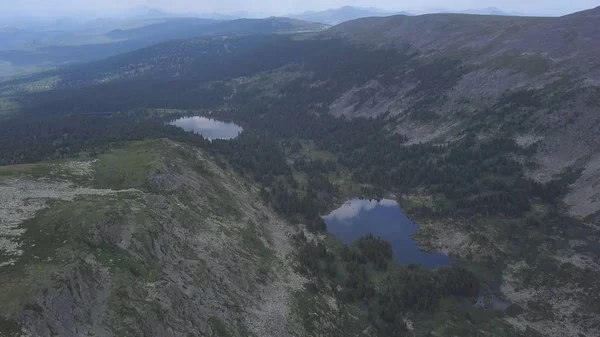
[[0, 0, 598, 18]]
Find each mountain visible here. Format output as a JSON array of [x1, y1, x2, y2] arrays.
[[126, 7, 172, 19], [0, 139, 319, 336], [122, 6, 188, 19], [418, 7, 545, 16], [0, 17, 326, 79], [289, 6, 409, 25], [2, 6, 600, 337], [454, 7, 525, 16], [103, 18, 221, 40], [196, 12, 242, 20], [123, 7, 205, 20], [455, 7, 508, 15]]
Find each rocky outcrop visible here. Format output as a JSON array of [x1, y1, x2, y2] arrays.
[[0, 140, 310, 337]]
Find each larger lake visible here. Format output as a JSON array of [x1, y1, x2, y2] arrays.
[[323, 198, 451, 269], [168, 116, 243, 140]]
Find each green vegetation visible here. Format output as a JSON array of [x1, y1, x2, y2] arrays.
[[240, 223, 276, 283], [0, 315, 20, 337], [0, 97, 19, 116], [0, 264, 55, 317], [0, 27, 596, 337], [209, 317, 233, 337], [14, 196, 143, 265], [0, 113, 212, 166], [0, 163, 41, 180], [0, 193, 155, 334], [93, 142, 158, 189], [0, 18, 325, 80], [291, 231, 492, 337], [486, 53, 550, 76], [0, 160, 96, 185]]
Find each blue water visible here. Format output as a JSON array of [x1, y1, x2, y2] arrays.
[[168, 116, 242, 140], [323, 198, 451, 269]]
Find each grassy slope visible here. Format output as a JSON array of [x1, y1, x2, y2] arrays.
[[0, 139, 530, 337], [0, 140, 312, 337], [0, 142, 157, 328]]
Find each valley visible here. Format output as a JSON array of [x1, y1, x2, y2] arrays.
[[0, 17, 327, 80], [1, 5, 600, 337]]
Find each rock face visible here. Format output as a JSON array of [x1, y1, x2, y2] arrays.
[[326, 7, 600, 218], [0, 140, 309, 337]]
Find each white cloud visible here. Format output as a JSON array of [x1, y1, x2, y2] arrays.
[[323, 198, 398, 224]]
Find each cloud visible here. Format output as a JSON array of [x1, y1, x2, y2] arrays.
[[323, 198, 398, 224]]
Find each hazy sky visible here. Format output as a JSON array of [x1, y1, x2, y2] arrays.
[[1, 0, 597, 17]]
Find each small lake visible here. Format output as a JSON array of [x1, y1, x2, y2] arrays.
[[168, 116, 243, 140], [323, 198, 451, 269]]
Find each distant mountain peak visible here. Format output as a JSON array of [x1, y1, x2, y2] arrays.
[[289, 6, 409, 25], [482, 6, 504, 11], [124, 6, 195, 19]]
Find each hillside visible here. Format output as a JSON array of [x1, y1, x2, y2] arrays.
[[327, 7, 600, 218], [1, 7, 600, 337], [7, 8, 600, 211], [0, 140, 310, 336], [0, 138, 495, 337], [438, 7, 533, 16], [0, 17, 326, 79]]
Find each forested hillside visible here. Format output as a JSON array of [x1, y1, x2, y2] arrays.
[[1, 6, 599, 337], [0, 17, 326, 79]]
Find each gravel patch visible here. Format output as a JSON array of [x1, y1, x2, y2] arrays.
[[564, 153, 600, 218], [59, 160, 98, 177], [0, 179, 137, 266], [501, 260, 600, 337]]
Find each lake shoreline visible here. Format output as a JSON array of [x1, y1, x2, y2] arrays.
[[323, 198, 452, 269]]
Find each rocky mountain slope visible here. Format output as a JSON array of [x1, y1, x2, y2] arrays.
[[2, 7, 600, 337], [0, 140, 315, 337], [12, 7, 599, 219], [328, 7, 600, 219]]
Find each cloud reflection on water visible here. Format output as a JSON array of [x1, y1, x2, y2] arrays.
[[323, 198, 451, 268], [323, 198, 398, 225]]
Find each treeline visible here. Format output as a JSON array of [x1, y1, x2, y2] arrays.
[[225, 92, 562, 217], [292, 231, 480, 336], [353, 234, 393, 270], [0, 114, 211, 166], [212, 131, 331, 232], [0, 109, 331, 231]]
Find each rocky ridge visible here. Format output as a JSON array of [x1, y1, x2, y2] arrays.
[[0, 140, 314, 337]]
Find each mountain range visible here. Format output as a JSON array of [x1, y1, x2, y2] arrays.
[[0, 5, 599, 337], [0, 5, 541, 80], [286, 6, 541, 25], [0, 17, 326, 79], [288, 6, 410, 24]]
